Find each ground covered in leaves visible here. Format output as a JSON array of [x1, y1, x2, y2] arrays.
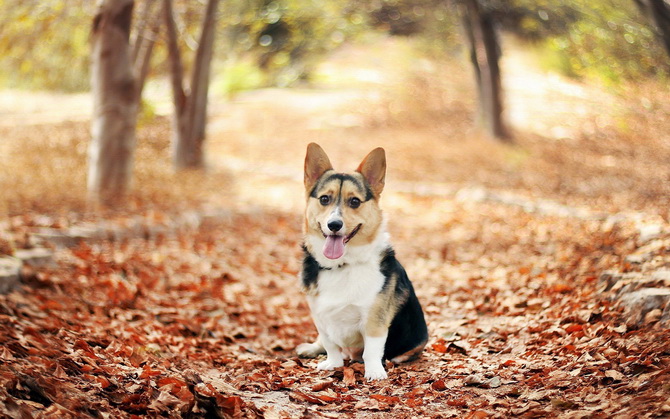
[[2, 37, 670, 417], [2, 203, 670, 418]]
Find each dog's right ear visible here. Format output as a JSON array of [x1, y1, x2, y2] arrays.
[[304, 143, 333, 193]]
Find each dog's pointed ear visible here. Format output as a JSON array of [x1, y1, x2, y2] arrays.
[[356, 147, 386, 199], [304, 143, 333, 193]]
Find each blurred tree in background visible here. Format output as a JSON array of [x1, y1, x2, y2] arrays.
[[216, 0, 366, 89], [458, 0, 509, 141], [495, 0, 670, 82], [165, 0, 220, 169], [88, 0, 139, 205], [0, 0, 668, 91]]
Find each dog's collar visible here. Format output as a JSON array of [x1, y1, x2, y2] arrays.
[[301, 244, 348, 279], [319, 262, 348, 270]]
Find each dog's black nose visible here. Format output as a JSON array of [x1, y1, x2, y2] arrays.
[[327, 220, 343, 232]]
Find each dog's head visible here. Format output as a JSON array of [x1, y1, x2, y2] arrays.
[[303, 143, 386, 261]]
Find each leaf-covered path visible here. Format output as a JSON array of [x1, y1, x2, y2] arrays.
[[2, 37, 670, 417]]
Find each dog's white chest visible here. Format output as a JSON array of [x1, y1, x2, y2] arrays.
[[308, 263, 385, 347]]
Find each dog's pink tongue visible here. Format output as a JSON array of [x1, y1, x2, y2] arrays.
[[323, 235, 345, 260]]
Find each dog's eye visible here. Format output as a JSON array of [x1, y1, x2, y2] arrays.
[[349, 197, 361, 209], [319, 195, 331, 206]]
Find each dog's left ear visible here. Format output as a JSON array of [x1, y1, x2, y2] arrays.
[[356, 147, 386, 199]]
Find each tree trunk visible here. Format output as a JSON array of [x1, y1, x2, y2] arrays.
[[459, 0, 510, 142], [634, 0, 670, 59], [88, 0, 138, 205], [164, 0, 220, 170]]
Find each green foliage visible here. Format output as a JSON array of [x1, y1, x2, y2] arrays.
[[0, 0, 366, 92], [502, 0, 670, 82], [137, 99, 158, 127], [2, 0, 666, 93], [0, 0, 93, 92], [219, 0, 367, 87], [213, 59, 266, 99]]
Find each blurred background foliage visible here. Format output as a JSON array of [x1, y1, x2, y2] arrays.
[[0, 0, 94, 91], [495, 0, 670, 82], [0, 0, 668, 93]]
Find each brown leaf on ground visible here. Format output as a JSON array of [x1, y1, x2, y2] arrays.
[[343, 367, 356, 387]]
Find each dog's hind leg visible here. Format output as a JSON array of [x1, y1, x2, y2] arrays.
[[296, 336, 326, 358]]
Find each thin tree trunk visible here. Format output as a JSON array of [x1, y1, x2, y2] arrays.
[[133, 0, 160, 101], [164, 0, 187, 114], [131, 0, 156, 63], [185, 0, 219, 168], [134, 29, 157, 102], [459, 0, 510, 142], [164, 0, 220, 170], [479, 9, 508, 140], [460, 2, 482, 120], [88, 0, 138, 204]]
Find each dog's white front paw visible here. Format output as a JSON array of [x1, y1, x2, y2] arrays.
[[296, 342, 325, 358], [364, 364, 388, 380], [317, 358, 344, 370]]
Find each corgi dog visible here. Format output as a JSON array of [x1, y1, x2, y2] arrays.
[[296, 143, 428, 380]]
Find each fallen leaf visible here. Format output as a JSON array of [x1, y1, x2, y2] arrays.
[[604, 370, 625, 382], [354, 398, 381, 410], [464, 374, 487, 387], [565, 324, 584, 334], [431, 340, 448, 353], [311, 380, 334, 392], [551, 398, 577, 410], [95, 376, 111, 389], [486, 376, 502, 389], [370, 394, 400, 404], [315, 389, 339, 403], [447, 397, 468, 407], [343, 367, 356, 387], [139, 365, 162, 379], [289, 391, 324, 405], [431, 379, 447, 391]]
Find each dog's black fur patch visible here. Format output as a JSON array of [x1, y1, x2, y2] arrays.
[[301, 245, 321, 289], [379, 248, 429, 361]]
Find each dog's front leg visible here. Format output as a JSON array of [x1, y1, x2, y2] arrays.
[[316, 333, 344, 370], [363, 333, 388, 380]]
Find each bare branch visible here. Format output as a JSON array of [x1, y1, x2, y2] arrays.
[[133, 2, 161, 101], [131, 0, 156, 64]]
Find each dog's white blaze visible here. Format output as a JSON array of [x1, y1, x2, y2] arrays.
[[325, 206, 343, 233]]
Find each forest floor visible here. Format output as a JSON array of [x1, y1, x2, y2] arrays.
[[1, 36, 670, 418]]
